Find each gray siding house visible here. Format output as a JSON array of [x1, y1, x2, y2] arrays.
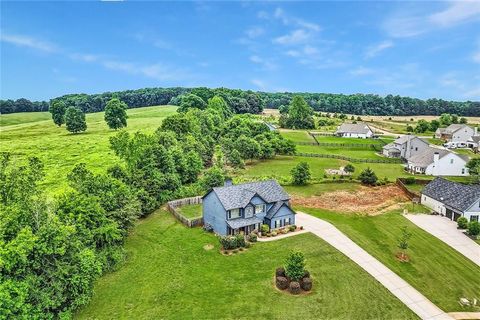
[[382, 135, 429, 159], [202, 180, 295, 235]]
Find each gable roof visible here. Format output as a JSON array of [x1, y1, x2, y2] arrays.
[[422, 177, 480, 212], [394, 135, 427, 145], [444, 124, 471, 134], [407, 147, 450, 167], [383, 142, 400, 151], [336, 122, 373, 135], [208, 180, 290, 211]]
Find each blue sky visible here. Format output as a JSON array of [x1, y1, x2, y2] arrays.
[[1, 1, 480, 101]]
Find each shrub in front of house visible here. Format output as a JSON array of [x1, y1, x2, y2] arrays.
[[404, 177, 416, 185], [248, 233, 257, 242], [468, 221, 480, 236], [457, 217, 468, 229], [289, 281, 301, 295], [219, 234, 246, 250], [271, 231, 277, 236], [289, 225, 296, 232], [261, 224, 269, 234], [276, 276, 289, 290], [235, 234, 246, 247], [300, 277, 312, 291]]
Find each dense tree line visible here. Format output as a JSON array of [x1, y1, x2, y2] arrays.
[[2, 87, 478, 116]]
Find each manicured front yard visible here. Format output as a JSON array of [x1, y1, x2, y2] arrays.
[[299, 207, 480, 312], [279, 129, 315, 143], [75, 210, 418, 319]]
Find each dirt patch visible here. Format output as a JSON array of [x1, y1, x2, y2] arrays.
[[203, 244, 214, 251], [292, 184, 409, 215]]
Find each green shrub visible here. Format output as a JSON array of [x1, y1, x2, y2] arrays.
[[404, 177, 416, 185], [219, 234, 246, 250], [276, 267, 286, 278], [289, 281, 301, 295], [300, 277, 312, 291], [289, 225, 296, 232], [248, 233, 257, 242], [303, 270, 310, 279], [276, 276, 289, 290], [271, 231, 277, 236], [261, 224, 269, 234], [457, 217, 468, 229], [358, 168, 378, 186], [235, 234, 246, 247], [284, 251, 306, 281], [468, 221, 480, 236]]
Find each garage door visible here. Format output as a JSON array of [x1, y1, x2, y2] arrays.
[[446, 209, 453, 220], [453, 212, 462, 221]]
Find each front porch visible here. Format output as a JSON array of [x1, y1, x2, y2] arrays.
[[226, 217, 263, 235]]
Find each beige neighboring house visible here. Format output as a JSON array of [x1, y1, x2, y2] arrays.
[[335, 122, 374, 139], [435, 124, 477, 148], [382, 135, 429, 159], [407, 146, 469, 176]]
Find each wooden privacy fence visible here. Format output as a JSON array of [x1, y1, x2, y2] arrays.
[[296, 152, 403, 164], [167, 196, 203, 228]]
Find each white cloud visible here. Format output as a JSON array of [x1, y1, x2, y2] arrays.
[[245, 26, 265, 39], [350, 66, 375, 76], [0, 32, 58, 52], [250, 78, 288, 92], [439, 72, 480, 99], [274, 29, 309, 45], [272, 7, 321, 31], [251, 79, 268, 91], [384, 1, 480, 38], [69, 53, 100, 62], [365, 40, 394, 58], [249, 55, 276, 70]]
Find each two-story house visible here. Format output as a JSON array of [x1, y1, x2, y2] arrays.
[[435, 124, 476, 147], [202, 179, 296, 236], [382, 135, 429, 159], [406, 146, 469, 176]]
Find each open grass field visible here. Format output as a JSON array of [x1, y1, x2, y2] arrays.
[[312, 135, 391, 144], [299, 207, 480, 312], [0, 106, 177, 193], [177, 203, 202, 219], [296, 144, 384, 159], [278, 129, 315, 143], [75, 210, 417, 320], [0, 111, 52, 126]]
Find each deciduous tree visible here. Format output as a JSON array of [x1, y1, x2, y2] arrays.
[[104, 98, 128, 129]]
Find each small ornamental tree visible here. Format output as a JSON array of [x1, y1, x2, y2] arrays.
[[65, 107, 87, 133], [284, 251, 306, 281], [291, 162, 311, 185], [358, 168, 378, 186], [344, 164, 355, 174], [49, 100, 67, 127], [457, 217, 468, 229], [397, 226, 412, 261], [466, 158, 480, 182], [104, 98, 128, 129]]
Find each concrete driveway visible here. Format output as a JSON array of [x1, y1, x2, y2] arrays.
[[404, 214, 480, 267], [296, 212, 452, 320]]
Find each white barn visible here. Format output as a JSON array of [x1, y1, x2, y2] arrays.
[[335, 123, 374, 139], [421, 178, 480, 222], [407, 147, 469, 176]]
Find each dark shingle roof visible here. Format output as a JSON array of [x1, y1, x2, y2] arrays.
[[265, 201, 295, 219], [422, 178, 480, 212], [407, 147, 450, 168], [210, 180, 290, 210]]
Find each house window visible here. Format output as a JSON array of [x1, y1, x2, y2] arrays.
[[450, 159, 454, 164], [284, 218, 291, 226], [471, 215, 479, 222], [245, 206, 254, 218], [462, 168, 465, 174], [228, 208, 240, 219], [255, 204, 266, 214], [415, 147, 418, 151], [275, 219, 282, 228]]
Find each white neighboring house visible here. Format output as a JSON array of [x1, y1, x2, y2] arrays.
[[421, 177, 480, 222], [407, 146, 469, 176], [435, 124, 477, 148], [335, 123, 374, 139], [382, 135, 429, 159]]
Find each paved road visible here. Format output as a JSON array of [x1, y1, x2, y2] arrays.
[[404, 214, 480, 267], [296, 212, 452, 320]]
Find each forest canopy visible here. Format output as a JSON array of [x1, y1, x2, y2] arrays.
[[1, 86, 479, 116]]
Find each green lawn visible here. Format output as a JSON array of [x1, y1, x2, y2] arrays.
[[0, 111, 52, 126], [311, 135, 387, 144], [0, 106, 177, 194], [177, 203, 202, 219], [278, 129, 315, 143], [75, 210, 417, 320], [296, 144, 383, 159], [404, 183, 425, 194], [238, 155, 410, 184], [455, 148, 480, 158], [299, 207, 480, 312]]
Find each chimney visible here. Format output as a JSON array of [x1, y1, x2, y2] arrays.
[[433, 152, 440, 163], [224, 179, 233, 187], [475, 127, 478, 136]]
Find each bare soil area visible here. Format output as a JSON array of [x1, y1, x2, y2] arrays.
[[292, 184, 409, 215]]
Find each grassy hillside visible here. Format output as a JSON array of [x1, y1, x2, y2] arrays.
[[75, 210, 417, 320], [0, 106, 177, 193]]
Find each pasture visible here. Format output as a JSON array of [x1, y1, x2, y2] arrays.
[[0, 106, 177, 193]]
